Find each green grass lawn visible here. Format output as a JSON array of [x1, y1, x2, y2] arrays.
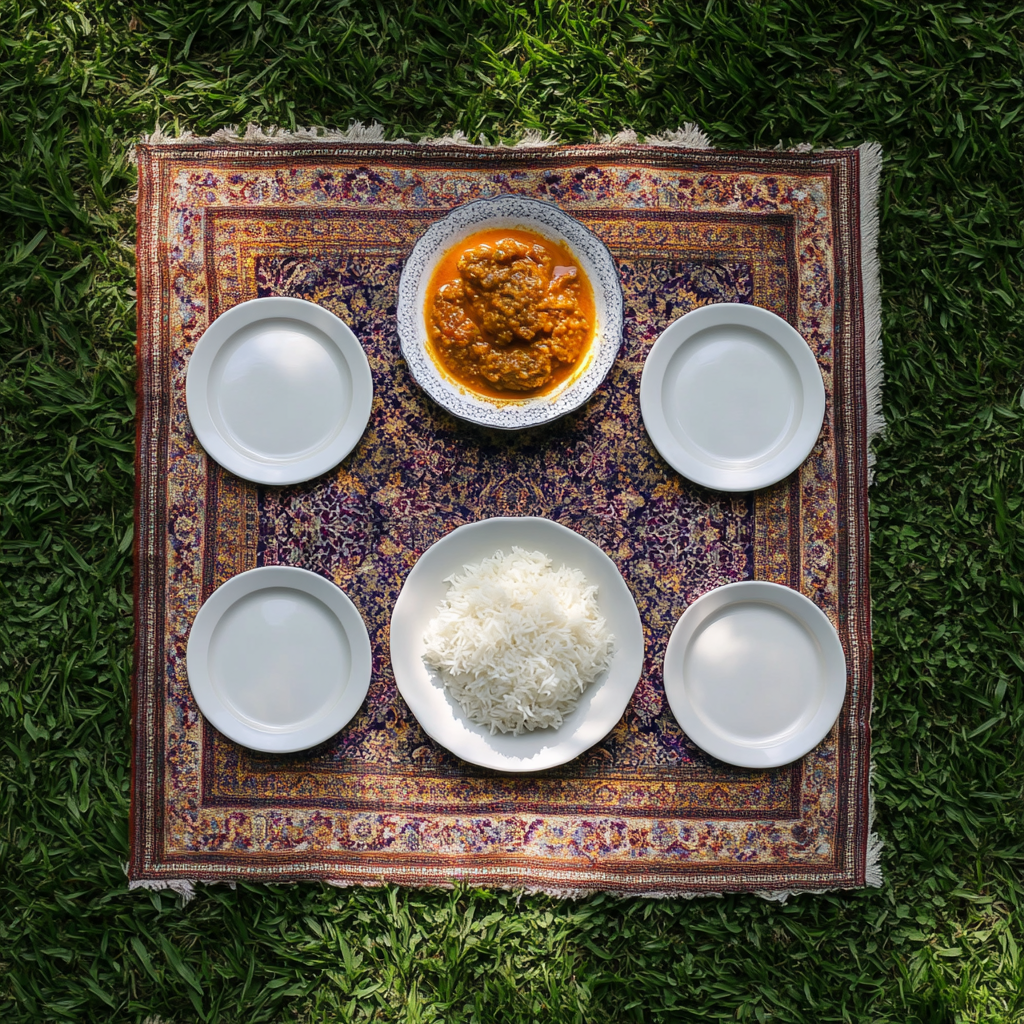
[[2, 1, 1023, 1021]]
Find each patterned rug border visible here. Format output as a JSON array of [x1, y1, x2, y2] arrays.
[[129, 135, 885, 902]]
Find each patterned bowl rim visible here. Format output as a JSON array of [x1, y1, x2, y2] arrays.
[[396, 195, 625, 430]]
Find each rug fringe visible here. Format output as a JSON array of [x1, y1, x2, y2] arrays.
[[326, 877, 875, 902], [126, 872, 881, 904], [418, 127, 564, 148], [643, 124, 714, 149], [127, 859, 881, 904], [138, 120, 713, 152], [326, 875, 725, 899], [588, 124, 712, 150], [128, 877, 198, 905], [127, 875, 239, 905], [859, 141, 885, 483], [141, 120, 410, 147], [594, 128, 642, 146], [419, 128, 483, 148], [865, 760, 885, 888]]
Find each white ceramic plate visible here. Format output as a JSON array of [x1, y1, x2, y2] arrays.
[[640, 304, 826, 491], [186, 565, 372, 753], [390, 517, 644, 771], [396, 195, 624, 430], [663, 581, 846, 768], [186, 296, 373, 485]]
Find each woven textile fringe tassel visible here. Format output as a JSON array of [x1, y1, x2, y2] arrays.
[[860, 144, 886, 892], [141, 120, 408, 147], [865, 761, 885, 888], [138, 120, 712, 151], [859, 141, 885, 484], [642, 125, 713, 148], [128, 877, 197, 905], [327, 878, 725, 900], [589, 125, 712, 149], [127, 874, 239, 905]]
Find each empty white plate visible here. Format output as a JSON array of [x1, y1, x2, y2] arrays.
[[390, 517, 645, 772], [663, 581, 846, 768], [186, 296, 373, 486], [640, 304, 825, 491], [186, 565, 372, 753]]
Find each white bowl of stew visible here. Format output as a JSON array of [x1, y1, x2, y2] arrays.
[[397, 195, 624, 430]]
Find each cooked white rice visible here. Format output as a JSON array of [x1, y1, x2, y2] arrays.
[[422, 547, 615, 735]]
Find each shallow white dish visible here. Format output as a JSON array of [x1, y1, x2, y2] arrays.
[[390, 517, 644, 772], [186, 296, 373, 486], [640, 304, 825, 491], [396, 195, 624, 430], [663, 581, 846, 769], [186, 565, 372, 753]]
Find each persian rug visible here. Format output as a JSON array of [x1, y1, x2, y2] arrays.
[[130, 128, 882, 898]]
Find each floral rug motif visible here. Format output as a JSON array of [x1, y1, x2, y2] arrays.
[[131, 140, 876, 895]]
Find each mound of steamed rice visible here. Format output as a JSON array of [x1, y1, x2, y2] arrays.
[[422, 547, 615, 735]]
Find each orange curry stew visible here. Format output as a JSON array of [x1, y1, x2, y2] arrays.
[[425, 228, 596, 399]]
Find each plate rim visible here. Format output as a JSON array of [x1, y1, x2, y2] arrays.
[[663, 580, 847, 768], [639, 303, 826, 491], [396, 195, 625, 431], [389, 515, 645, 772], [185, 564, 373, 753], [185, 295, 373, 486]]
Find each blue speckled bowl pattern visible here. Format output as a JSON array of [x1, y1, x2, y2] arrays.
[[396, 195, 625, 430]]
